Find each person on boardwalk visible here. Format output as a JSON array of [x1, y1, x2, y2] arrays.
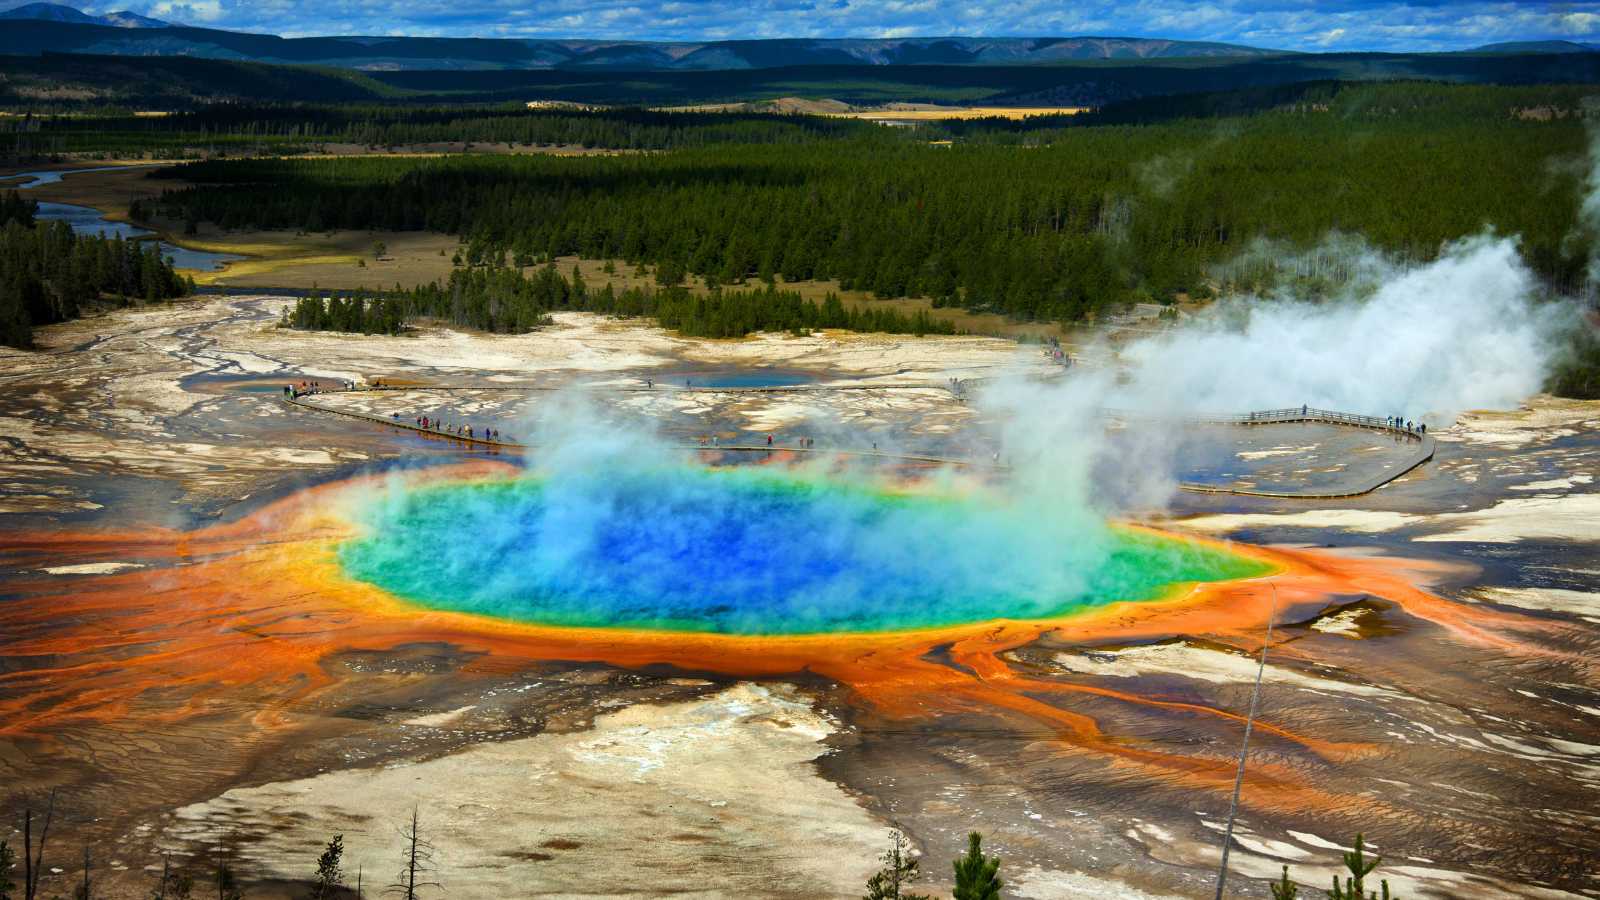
[[766, 434, 774, 446]]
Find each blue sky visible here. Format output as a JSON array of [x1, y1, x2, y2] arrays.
[[48, 0, 1600, 50]]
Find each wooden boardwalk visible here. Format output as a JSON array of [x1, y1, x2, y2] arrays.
[[285, 390, 1431, 498], [285, 388, 997, 467], [1159, 406, 1436, 499]]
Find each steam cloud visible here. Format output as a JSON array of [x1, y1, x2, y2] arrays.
[[1104, 234, 1571, 421], [341, 392, 1261, 633], [970, 229, 1584, 515], [345, 200, 1587, 628]]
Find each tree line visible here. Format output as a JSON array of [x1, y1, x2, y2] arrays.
[[2, 104, 885, 160], [283, 263, 956, 339], [155, 81, 1591, 326], [0, 192, 192, 348]]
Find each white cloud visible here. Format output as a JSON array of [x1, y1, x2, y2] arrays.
[[99, 0, 1600, 49], [150, 0, 224, 22], [1558, 11, 1600, 34]]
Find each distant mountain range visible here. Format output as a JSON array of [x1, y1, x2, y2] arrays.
[[0, 5, 1288, 70], [1469, 40, 1600, 54], [0, 1, 166, 27], [0, 3, 1596, 73]]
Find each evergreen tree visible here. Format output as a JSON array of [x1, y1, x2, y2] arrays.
[[951, 833, 1001, 900], [311, 836, 344, 900], [1329, 835, 1395, 900], [0, 841, 15, 900], [214, 859, 242, 900], [863, 831, 931, 900], [1269, 864, 1298, 900]]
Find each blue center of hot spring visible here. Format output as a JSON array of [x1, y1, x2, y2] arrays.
[[338, 469, 1268, 635]]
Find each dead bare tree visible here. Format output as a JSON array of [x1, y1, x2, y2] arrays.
[[22, 790, 55, 900], [74, 844, 90, 900], [384, 808, 440, 900]]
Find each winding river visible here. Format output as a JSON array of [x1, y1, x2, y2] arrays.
[[9, 166, 243, 272]]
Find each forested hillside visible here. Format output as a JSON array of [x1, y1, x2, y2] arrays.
[[3, 47, 1600, 112], [0, 53, 400, 113], [3, 104, 880, 158], [155, 82, 1591, 325]]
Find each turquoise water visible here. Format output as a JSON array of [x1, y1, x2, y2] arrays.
[[656, 369, 816, 388], [338, 469, 1269, 635]]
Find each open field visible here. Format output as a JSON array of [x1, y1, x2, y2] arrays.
[[203, 243, 1081, 339], [2, 162, 1084, 339], [660, 97, 1087, 121], [0, 160, 184, 221], [833, 105, 1088, 122]]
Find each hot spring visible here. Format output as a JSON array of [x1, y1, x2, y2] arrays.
[[338, 467, 1271, 635]]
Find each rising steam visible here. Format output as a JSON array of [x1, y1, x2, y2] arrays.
[[340, 393, 1265, 633], [1107, 234, 1572, 421]]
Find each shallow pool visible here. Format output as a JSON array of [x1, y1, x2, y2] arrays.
[[339, 469, 1270, 635]]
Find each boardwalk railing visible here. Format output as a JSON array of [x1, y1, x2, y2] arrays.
[[283, 387, 1433, 498], [1170, 407, 1434, 499], [1104, 405, 1427, 438]]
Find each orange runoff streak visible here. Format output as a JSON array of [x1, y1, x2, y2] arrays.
[[0, 465, 1583, 819]]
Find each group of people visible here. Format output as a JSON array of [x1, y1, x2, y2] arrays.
[[1241, 407, 1428, 436], [285, 379, 328, 398], [284, 379, 357, 399], [283, 378, 515, 443], [403, 414, 507, 442], [1043, 336, 1072, 367], [695, 434, 817, 449]]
